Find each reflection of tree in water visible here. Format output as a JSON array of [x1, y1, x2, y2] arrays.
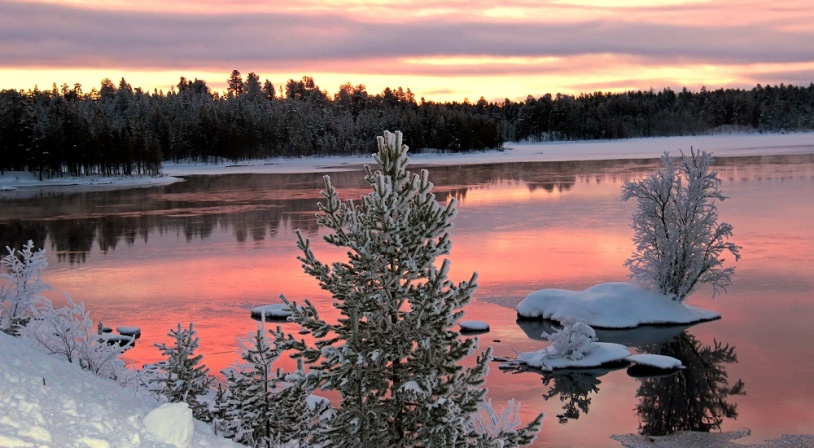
[[635, 331, 745, 436], [4, 155, 802, 264], [541, 369, 604, 424]]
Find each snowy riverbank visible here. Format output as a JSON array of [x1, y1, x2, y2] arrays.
[[0, 332, 240, 447], [2, 132, 813, 191]]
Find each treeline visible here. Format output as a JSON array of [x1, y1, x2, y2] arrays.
[[511, 84, 814, 141], [1, 71, 813, 177]]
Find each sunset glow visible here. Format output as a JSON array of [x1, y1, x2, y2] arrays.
[[1, 0, 812, 101]]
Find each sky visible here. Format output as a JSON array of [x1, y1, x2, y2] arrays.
[[1, 0, 813, 102]]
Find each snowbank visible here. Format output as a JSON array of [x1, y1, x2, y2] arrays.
[[0, 170, 181, 190], [515, 342, 630, 371], [516, 282, 720, 329], [0, 333, 240, 448], [626, 354, 684, 370]]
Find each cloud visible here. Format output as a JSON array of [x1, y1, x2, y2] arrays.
[[2, 0, 813, 74]]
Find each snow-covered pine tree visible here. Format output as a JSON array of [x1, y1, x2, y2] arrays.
[[621, 149, 741, 301], [151, 323, 214, 422], [215, 328, 323, 447], [273, 130, 542, 447], [0, 240, 49, 335]]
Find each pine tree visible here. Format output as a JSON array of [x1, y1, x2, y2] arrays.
[[621, 149, 741, 301], [274, 130, 542, 447], [215, 328, 323, 447], [150, 323, 215, 422]]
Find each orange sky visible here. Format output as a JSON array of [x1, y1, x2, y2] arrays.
[[1, 0, 813, 102]]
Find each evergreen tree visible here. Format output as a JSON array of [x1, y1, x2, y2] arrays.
[[274, 130, 542, 447], [150, 323, 215, 422], [215, 328, 323, 447], [621, 149, 741, 301]]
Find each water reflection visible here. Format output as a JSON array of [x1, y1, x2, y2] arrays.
[[540, 367, 617, 424], [3, 154, 813, 267], [633, 332, 745, 436], [513, 321, 745, 432], [515, 320, 694, 347]]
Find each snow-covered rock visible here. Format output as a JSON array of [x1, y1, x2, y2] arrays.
[[515, 342, 631, 371], [460, 320, 490, 333], [250, 303, 293, 320], [116, 326, 141, 338], [627, 353, 685, 370], [516, 282, 720, 329], [0, 332, 240, 447]]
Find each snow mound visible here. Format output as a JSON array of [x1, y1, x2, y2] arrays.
[[116, 326, 142, 338], [250, 304, 293, 320], [460, 320, 490, 333], [627, 354, 684, 370], [0, 333, 240, 448], [143, 403, 194, 448], [515, 342, 630, 371], [516, 282, 720, 329]]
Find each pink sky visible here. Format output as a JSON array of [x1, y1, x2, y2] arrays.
[[1, 0, 812, 102]]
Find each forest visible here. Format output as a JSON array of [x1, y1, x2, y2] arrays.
[[1, 70, 813, 178]]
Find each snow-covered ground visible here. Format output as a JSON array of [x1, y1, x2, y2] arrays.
[[1, 132, 813, 190], [0, 332, 240, 448]]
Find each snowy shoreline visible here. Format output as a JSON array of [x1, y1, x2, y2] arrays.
[[2, 132, 813, 192]]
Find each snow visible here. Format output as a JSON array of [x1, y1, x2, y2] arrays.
[[460, 320, 490, 332], [116, 326, 142, 338], [0, 332, 240, 448], [613, 428, 814, 447], [626, 354, 684, 370], [143, 403, 194, 448], [515, 341, 630, 371], [0, 170, 180, 191], [2, 133, 813, 191], [250, 303, 293, 320], [516, 282, 720, 329]]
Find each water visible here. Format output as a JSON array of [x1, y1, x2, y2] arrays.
[[2, 153, 813, 447]]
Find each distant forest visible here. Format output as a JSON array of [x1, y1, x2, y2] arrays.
[[1, 70, 813, 177]]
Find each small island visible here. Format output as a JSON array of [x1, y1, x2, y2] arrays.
[[516, 282, 720, 329]]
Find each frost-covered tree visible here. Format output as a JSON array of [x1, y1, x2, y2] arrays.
[[273, 130, 542, 447], [28, 293, 134, 384], [542, 317, 596, 361], [150, 323, 214, 422], [0, 241, 49, 335], [621, 149, 741, 301], [215, 328, 323, 447]]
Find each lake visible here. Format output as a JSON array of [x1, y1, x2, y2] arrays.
[[2, 150, 813, 447]]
